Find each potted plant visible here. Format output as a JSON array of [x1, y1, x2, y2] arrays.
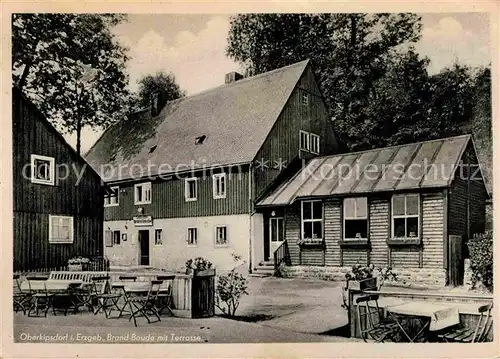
[[67, 256, 90, 271], [341, 264, 397, 308], [185, 257, 215, 276]]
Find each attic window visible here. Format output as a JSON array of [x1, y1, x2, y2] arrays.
[[109, 153, 116, 162], [149, 145, 157, 153], [195, 135, 207, 145]]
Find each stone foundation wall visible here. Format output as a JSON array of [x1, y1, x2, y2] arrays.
[[279, 265, 447, 289]]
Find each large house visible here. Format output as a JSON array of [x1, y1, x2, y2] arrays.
[[13, 87, 106, 271], [257, 134, 489, 286], [85, 60, 340, 272]]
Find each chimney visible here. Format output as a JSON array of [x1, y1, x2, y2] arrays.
[[150, 91, 168, 117], [225, 71, 243, 84]]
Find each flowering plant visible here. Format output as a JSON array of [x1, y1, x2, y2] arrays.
[[67, 256, 90, 265], [185, 257, 213, 271]]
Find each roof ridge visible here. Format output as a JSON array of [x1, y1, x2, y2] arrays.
[[311, 134, 471, 161], [164, 59, 310, 105]]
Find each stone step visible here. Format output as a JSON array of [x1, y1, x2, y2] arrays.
[[258, 261, 274, 267]]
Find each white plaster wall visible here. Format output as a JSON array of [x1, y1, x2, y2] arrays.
[[251, 213, 264, 269], [104, 214, 251, 272]]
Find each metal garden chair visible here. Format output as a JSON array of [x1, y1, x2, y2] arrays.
[[90, 276, 122, 318], [437, 303, 493, 343], [26, 276, 54, 317], [127, 280, 163, 327], [13, 274, 31, 315], [356, 294, 399, 342], [155, 275, 175, 316]]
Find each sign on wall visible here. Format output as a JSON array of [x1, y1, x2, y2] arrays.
[[133, 215, 153, 226]]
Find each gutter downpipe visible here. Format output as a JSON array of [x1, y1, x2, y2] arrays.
[[248, 162, 253, 274]]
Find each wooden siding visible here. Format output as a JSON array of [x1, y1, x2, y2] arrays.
[[421, 192, 444, 269], [324, 199, 341, 266], [390, 247, 420, 268], [342, 249, 369, 267], [369, 198, 389, 267], [13, 89, 104, 271], [253, 65, 339, 198], [448, 143, 488, 238], [104, 168, 250, 221], [300, 247, 324, 266], [284, 203, 301, 265]]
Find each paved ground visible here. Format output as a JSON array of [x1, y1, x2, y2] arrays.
[[13, 276, 356, 343], [233, 276, 348, 334]]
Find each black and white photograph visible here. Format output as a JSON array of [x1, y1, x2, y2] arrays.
[[4, 2, 497, 356]]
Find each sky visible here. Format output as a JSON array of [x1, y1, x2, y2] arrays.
[[65, 13, 491, 154]]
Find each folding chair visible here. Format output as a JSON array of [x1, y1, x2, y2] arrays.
[[90, 276, 122, 318], [356, 294, 399, 342], [13, 274, 31, 315], [26, 276, 54, 317], [155, 275, 175, 316], [437, 303, 493, 343], [127, 280, 163, 327]]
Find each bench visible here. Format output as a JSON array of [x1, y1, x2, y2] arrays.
[[48, 271, 109, 283]]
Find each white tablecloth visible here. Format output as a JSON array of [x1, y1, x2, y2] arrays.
[[388, 302, 460, 331]]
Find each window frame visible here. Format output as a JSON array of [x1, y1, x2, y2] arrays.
[[104, 186, 120, 207], [269, 217, 285, 243], [301, 200, 323, 242], [310, 134, 320, 154], [212, 173, 226, 199], [154, 228, 163, 246], [302, 93, 309, 106], [299, 130, 310, 151], [31, 154, 55, 186], [105, 230, 113, 247], [113, 230, 121, 245], [343, 197, 369, 241], [214, 225, 229, 247], [187, 227, 198, 247], [48, 215, 74, 244], [391, 193, 421, 239], [185, 177, 198, 202], [134, 182, 152, 205]]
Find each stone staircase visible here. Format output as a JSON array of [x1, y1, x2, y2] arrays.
[[250, 260, 275, 277]]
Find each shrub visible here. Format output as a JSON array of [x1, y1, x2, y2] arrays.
[[467, 230, 493, 292], [215, 253, 249, 317], [185, 257, 212, 272]]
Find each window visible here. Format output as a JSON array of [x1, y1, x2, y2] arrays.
[[49, 215, 74, 243], [31, 154, 55, 185], [155, 229, 163, 245], [302, 93, 309, 106], [213, 173, 226, 199], [113, 230, 121, 245], [343, 197, 368, 240], [105, 230, 113, 247], [134, 182, 151, 205], [185, 178, 198, 201], [215, 226, 228, 246], [301, 200, 323, 241], [270, 217, 284, 243], [392, 194, 420, 238], [104, 186, 119, 207], [299, 130, 310, 151], [187, 228, 198, 246], [310, 134, 320, 154]]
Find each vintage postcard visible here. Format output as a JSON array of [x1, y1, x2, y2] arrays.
[[1, 1, 498, 358]]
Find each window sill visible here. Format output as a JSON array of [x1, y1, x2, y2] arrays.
[[387, 238, 421, 246], [339, 240, 370, 249], [297, 240, 323, 247], [31, 178, 55, 186], [135, 202, 151, 205]]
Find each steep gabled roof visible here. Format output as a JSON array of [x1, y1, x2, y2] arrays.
[[85, 60, 310, 182], [258, 135, 479, 207]]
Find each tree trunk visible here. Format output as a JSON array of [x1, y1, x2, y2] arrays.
[[76, 119, 82, 155]]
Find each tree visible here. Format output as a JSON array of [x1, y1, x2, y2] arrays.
[[134, 71, 185, 109], [12, 14, 130, 154], [226, 14, 424, 150]]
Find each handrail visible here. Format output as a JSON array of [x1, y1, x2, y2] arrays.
[[273, 240, 291, 275]]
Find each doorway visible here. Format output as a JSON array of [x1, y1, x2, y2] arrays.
[[138, 230, 150, 266]]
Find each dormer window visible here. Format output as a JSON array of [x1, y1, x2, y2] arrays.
[[149, 145, 157, 154], [302, 93, 309, 106], [195, 135, 207, 145]]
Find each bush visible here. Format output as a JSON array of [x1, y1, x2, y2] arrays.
[[215, 253, 248, 317], [185, 257, 212, 272], [467, 230, 493, 292]]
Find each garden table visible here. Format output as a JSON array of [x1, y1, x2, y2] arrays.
[[387, 302, 460, 342], [20, 279, 84, 293]]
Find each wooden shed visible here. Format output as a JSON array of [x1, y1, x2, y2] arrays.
[[12, 88, 106, 271], [257, 135, 489, 287]]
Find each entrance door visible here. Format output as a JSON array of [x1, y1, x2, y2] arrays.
[[138, 230, 150, 265], [269, 217, 284, 256]]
